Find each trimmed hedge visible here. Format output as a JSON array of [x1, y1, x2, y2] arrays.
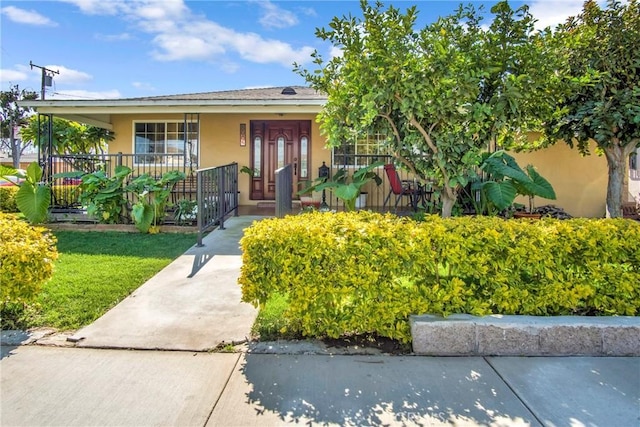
[[0, 213, 58, 303], [0, 186, 19, 212], [239, 211, 640, 343]]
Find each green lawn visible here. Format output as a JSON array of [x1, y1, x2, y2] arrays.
[[16, 231, 197, 331]]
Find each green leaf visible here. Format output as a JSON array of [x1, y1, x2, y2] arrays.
[[16, 181, 51, 224], [484, 180, 516, 211], [131, 203, 154, 233]]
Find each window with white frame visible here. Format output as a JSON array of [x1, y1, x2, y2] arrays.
[[134, 121, 198, 167], [332, 132, 391, 167]]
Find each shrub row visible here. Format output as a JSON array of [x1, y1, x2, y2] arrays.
[[239, 211, 640, 343], [0, 185, 79, 214], [0, 186, 19, 212], [0, 213, 59, 303]]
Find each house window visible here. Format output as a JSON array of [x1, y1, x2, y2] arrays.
[[134, 121, 198, 166], [332, 132, 391, 167]]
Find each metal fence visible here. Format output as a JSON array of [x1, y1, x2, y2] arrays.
[[196, 163, 239, 246], [48, 153, 192, 209]]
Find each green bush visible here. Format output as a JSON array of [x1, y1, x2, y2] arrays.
[[0, 186, 19, 212], [0, 213, 58, 303], [239, 211, 640, 343]]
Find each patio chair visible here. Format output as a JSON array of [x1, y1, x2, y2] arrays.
[[383, 163, 420, 211]]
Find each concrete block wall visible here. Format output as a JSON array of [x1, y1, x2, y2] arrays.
[[410, 314, 640, 356]]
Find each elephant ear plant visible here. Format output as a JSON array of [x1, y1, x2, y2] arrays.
[[300, 161, 383, 211], [0, 162, 50, 224], [126, 170, 186, 233], [57, 165, 133, 224], [473, 150, 556, 215]]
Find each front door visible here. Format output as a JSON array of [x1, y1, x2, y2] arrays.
[[249, 120, 311, 200]]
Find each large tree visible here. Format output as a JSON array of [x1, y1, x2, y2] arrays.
[[0, 85, 38, 168], [546, 0, 640, 218], [296, 0, 561, 217], [21, 115, 114, 156]]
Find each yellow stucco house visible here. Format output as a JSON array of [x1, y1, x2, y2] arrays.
[[23, 85, 620, 218]]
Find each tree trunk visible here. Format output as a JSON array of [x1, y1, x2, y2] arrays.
[[441, 191, 456, 218], [603, 143, 635, 218], [9, 120, 20, 169]]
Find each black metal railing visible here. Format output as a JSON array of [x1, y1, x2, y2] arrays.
[[196, 163, 239, 246], [48, 153, 193, 209]]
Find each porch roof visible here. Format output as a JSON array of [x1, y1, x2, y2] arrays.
[[19, 86, 327, 130]]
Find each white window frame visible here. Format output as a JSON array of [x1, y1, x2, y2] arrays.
[[132, 120, 199, 167], [332, 131, 391, 168]]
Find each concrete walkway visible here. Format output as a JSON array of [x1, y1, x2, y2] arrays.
[[68, 215, 262, 351], [1, 215, 639, 426]]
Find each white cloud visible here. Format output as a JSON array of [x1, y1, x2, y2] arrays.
[[95, 32, 133, 42], [257, 1, 299, 29], [528, 0, 594, 30], [329, 46, 343, 59], [1, 6, 58, 26], [62, 0, 315, 67], [37, 65, 92, 85], [58, 0, 125, 16], [132, 81, 156, 91], [0, 68, 29, 86], [48, 89, 122, 100]]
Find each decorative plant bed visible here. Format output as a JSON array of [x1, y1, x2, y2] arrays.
[[410, 314, 640, 356], [46, 223, 197, 233]]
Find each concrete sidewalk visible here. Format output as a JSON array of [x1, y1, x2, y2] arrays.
[[1, 346, 638, 426], [1, 215, 639, 426]]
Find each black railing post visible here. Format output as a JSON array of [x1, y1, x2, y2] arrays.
[[196, 170, 204, 247], [218, 166, 226, 230]]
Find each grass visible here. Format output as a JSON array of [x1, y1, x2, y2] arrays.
[[251, 292, 301, 341], [5, 231, 197, 331]]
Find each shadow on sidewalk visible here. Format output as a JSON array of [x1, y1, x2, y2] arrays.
[[234, 354, 537, 426]]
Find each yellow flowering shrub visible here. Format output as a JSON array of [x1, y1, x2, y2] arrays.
[[239, 211, 640, 343], [0, 213, 58, 302], [0, 186, 19, 212]]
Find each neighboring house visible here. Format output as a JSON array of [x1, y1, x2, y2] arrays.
[[22, 86, 613, 218]]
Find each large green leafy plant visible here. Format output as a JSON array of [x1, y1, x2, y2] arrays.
[[74, 165, 132, 224], [473, 151, 556, 214], [0, 162, 51, 224], [126, 170, 186, 233], [300, 161, 383, 211]]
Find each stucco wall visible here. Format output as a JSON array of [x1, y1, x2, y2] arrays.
[[510, 141, 608, 218], [108, 113, 328, 205], [108, 114, 609, 217]]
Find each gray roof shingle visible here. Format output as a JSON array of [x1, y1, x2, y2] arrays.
[[127, 86, 326, 101]]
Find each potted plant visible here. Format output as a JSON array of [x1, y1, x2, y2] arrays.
[[300, 161, 383, 211], [474, 150, 556, 217]]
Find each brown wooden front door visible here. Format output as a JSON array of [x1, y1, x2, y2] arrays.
[[249, 120, 311, 200]]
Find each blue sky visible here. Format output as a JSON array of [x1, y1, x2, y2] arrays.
[[1, 0, 586, 100]]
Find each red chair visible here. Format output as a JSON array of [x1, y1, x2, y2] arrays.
[[383, 164, 420, 211]]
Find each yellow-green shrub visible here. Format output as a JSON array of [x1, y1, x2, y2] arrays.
[[0, 213, 58, 302], [0, 186, 19, 212], [239, 212, 640, 343]]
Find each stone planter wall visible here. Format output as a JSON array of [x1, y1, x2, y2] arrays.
[[410, 314, 639, 356]]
